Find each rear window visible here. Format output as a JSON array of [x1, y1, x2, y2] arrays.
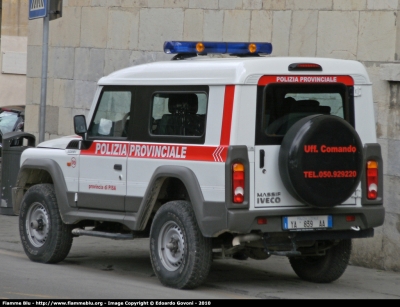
[[256, 83, 353, 145]]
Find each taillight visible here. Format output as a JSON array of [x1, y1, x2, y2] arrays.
[[346, 215, 356, 222], [366, 160, 378, 200], [232, 163, 245, 203]]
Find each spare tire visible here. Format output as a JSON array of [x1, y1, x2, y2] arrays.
[[279, 115, 363, 208]]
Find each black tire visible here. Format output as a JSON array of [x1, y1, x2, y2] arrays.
[[19, 183, 73, 263], [289, 239, 352, 283], [150, 200, 212, 289]]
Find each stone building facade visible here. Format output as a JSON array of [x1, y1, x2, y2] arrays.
[[0, 0, 28, 107], [25, 0, 400, 271]]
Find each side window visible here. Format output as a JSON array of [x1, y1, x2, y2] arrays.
[[88, 88, 132, 138], [151, 92, 207, 137]]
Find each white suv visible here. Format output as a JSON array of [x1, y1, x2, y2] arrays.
[[13, 41, 384, 289]]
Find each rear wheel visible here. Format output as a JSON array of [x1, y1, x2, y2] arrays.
[[19, 184, 73, 263], [289, 239, 352, 283], [150, 200, 212, 289]]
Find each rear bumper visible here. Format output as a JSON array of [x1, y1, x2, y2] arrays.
[[285, 228, 374, 241], [226, 205, 384, 235]]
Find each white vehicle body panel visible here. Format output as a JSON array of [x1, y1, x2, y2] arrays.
[[203, 86, 225, 145], [21, 146, 80, 193], [98, 57, 371, 86], [16, 55, 381, 235], [126, 154, 226, 206], [23, 56, 374, 211], [353, 85, 377, 143], [78, 143, 127, 211]]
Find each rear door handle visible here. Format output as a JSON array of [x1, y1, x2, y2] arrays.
[[260, 150, 265, 168], [114, 164, 122, 171]]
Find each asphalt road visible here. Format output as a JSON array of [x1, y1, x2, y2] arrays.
[[1, 214, 400, 300]]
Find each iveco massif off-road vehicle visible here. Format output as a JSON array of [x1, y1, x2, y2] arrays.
[[13, 41, 384, 289]]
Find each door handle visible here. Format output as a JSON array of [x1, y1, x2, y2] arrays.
[[260, 150, 265, 168], [114, 164, 122, 171]]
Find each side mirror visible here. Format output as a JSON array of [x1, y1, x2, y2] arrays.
[[74, 115, 87, 140]]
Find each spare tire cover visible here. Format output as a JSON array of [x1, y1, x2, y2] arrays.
[[279, 115, 363, 208]]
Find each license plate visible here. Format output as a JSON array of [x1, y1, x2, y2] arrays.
[[283, 215, 332, 230]]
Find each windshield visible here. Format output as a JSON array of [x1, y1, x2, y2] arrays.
[[0, 111, 19, 134]]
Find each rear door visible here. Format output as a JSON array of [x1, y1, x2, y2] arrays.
[[254, 75, 356, 208]]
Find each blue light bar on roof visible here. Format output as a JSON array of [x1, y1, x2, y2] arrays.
[[164, 41, 272, 55]]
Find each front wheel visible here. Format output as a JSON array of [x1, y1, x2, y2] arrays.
[[289, 239, 352, 283], [150, 200, 212, 289], [19, 184, 73, 263]]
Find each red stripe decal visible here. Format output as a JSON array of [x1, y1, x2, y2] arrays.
[[258, 75, 354, 86], [80, 141, 227, 162], [220, 85, 235, 145]]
